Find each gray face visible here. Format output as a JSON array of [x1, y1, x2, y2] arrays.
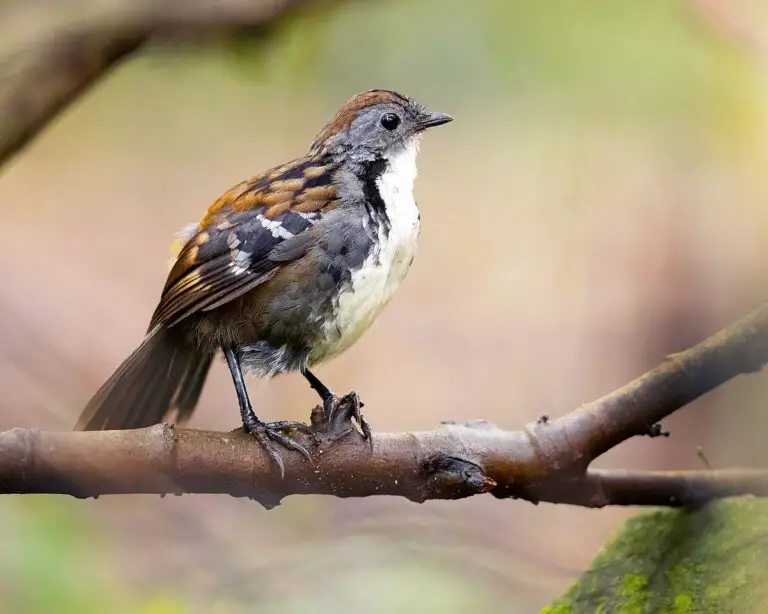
[[323, 101, 453, 161]]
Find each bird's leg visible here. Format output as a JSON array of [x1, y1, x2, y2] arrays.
[[223, 346, 313, 477], [302, 368, 371, 442], [302, 368, 336, 419]]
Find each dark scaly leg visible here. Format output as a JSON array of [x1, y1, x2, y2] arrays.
[[223, 346, 312, 477], [302, 368, 371, 442], [302, 368, 335, 419]]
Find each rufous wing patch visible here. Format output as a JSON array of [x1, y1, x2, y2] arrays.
[[158, 154, 340, 328]]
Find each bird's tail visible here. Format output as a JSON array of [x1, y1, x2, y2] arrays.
[[75, 326, 213, 431]]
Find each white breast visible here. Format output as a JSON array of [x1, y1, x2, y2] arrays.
[[310, 139, 422, 364]]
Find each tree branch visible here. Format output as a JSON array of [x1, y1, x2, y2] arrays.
[[521, 469, 768, 508], [0, 0, 318, 169], [561, 303, 768, 464], [1, 301, 767, 508], [1, 423, 766, 509]]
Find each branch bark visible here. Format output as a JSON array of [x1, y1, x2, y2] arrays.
[[1, 423, 766, 509], [2, 303, 767, 508], [526, 469, 768, 508], [562, 302, 768, 464], [0, 0, 316, 169]]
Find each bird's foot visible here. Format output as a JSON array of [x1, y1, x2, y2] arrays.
[[233, 419, 314, 478], [311, 391, 372, 447]]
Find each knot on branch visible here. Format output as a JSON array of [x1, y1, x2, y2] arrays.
[[415, 455, 496, 503]]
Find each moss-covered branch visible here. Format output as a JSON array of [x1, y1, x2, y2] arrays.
[[545, 497, 768, 613]]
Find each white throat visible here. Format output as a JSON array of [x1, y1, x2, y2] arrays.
[[379, 137, 420, 197]]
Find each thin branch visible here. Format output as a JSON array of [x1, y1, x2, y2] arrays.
[[0, 0, 317, 169], [521, 469, 768, 508], [558, 303, 768, 465], [0, 302, 767, 507]]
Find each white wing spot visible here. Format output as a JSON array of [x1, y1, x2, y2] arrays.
[[257, 214, 294, 239], [230, 250, 251, 275], [296, 211, 320, 222]]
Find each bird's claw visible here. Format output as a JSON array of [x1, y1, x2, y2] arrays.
[[240, 420, 314, 479], [319, 392, 372, 448]]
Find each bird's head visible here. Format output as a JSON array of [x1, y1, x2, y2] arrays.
[[309, 90, 452, 164]]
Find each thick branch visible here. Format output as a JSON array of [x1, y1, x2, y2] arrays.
[[0, 422, 508, 508], [1, 424, 766, 509], [3, 302, 768, 506], [0, 0, 315, 168]]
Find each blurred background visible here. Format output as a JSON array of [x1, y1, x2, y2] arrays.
[[2, 0, 768, 612]]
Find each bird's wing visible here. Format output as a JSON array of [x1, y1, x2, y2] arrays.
[[149, 156, 340, 329]]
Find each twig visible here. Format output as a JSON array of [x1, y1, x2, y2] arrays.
[[521, 469, 768, 508]]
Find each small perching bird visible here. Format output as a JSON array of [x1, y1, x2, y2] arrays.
[[75, 90, 453, 474]]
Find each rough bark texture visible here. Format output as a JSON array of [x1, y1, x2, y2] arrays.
[[544, 497, 768, 613], [1, 408, 767, 509]]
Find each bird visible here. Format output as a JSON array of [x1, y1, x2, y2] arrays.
[[75, 89, 452, 474]]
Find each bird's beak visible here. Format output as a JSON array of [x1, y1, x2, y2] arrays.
[[417, 111, 453, 131]]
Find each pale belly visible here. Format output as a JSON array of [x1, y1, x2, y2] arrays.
[[308, 222, 419, 365]]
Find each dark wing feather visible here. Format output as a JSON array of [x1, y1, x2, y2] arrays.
[[150, 157, 339, 329]]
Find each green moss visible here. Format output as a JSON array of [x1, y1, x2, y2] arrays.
[[545, 497, 768, 613], [670, 593, 692, 613], [615, 574, 649, 613]]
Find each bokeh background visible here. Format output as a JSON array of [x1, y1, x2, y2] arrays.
[[2, 1, 768, 612]]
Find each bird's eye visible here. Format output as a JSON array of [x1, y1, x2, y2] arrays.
[[380, 113, 401, 131]]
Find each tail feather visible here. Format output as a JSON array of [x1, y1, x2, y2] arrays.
[[173, 352, 214, 422], [75, 326, 213, 431]]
